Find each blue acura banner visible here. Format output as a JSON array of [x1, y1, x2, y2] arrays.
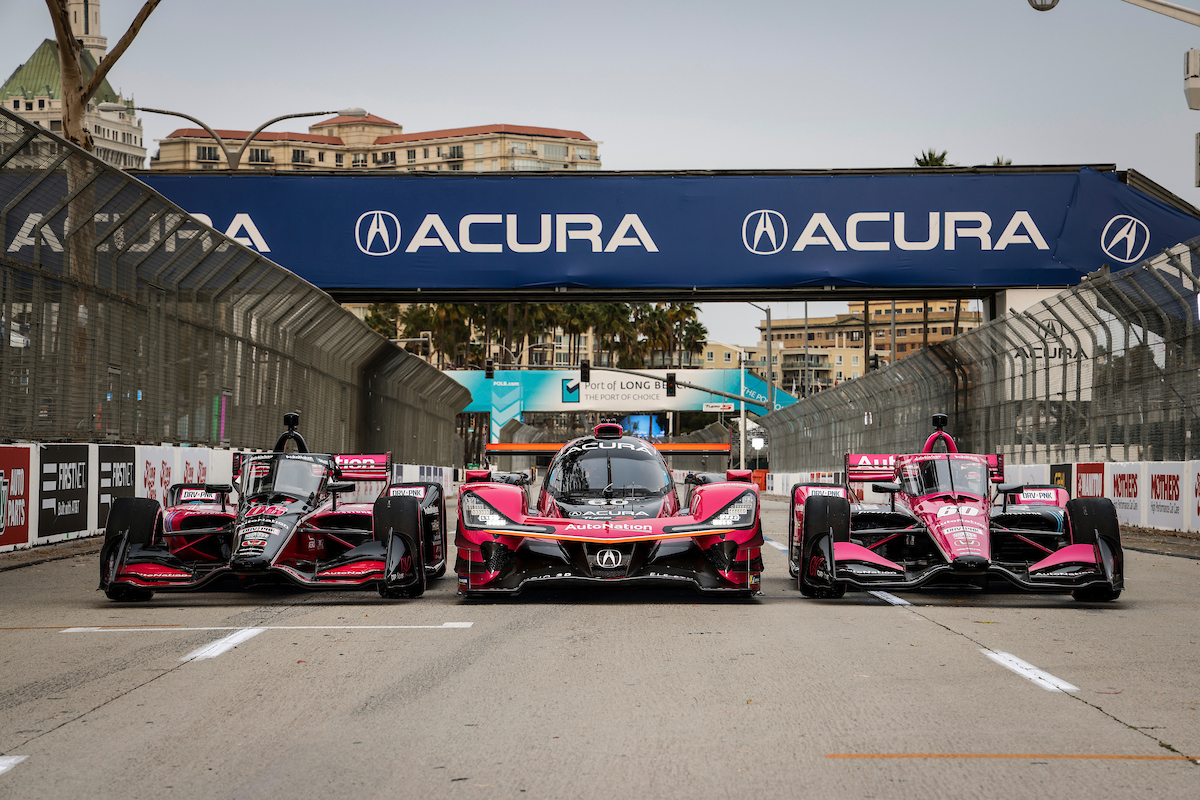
[[111, 168, 1200, 291]]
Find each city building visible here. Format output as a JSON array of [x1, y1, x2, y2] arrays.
[[1, 0, 147, 170], [759, 300, 982, 394], [151, 117, 602, 172]]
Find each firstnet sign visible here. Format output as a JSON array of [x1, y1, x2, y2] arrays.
[[125, 168, 1200, 292]]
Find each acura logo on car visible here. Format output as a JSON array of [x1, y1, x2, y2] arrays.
[[742, 210, 788, 255], [1101, 215, 1150, 264], [355, 211, 401, 256], [596, 548, 622, 569]]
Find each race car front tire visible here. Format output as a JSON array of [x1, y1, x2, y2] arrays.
[[799, 495, 849, 599], [100, 497, 161, 601], [1066, 497, 1123, 602], [374, 495, 426, 599]]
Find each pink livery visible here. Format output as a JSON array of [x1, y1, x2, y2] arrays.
[[455, 423, 763, 597], [787, 414, 1123, 602]]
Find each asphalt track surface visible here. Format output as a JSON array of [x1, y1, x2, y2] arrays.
[[0, 496, 1198, 799]]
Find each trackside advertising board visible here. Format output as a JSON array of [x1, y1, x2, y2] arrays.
[[121, 168, 1200, 293], [0, 446, 32, 547]]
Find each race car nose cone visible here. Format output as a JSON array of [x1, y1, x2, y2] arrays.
[[952, 555, 990, 572]]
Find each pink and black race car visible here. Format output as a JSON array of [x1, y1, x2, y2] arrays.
[[98, 414, 447, 601], [788, 414, 1123, 602], [455, 423, 763, 598]]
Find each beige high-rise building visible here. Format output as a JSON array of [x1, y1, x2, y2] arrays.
[[758, 300, 983, 394], [150, 116, 602, 173], [0, 0, 146, 170]]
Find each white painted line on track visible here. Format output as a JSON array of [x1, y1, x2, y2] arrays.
[[982, 650, 1079, 692], [867, 590, 911, 606], [61, 622, 474, 633], [762, 537, 788, 552], [0, 757, 28, 776], [181, 628, 265, 662]]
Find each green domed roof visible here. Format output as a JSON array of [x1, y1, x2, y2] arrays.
[[0, 39, 121, 104]]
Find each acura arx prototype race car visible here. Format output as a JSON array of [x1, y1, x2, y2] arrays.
[[455, 423, 763, 597], [98, 414, 448, 601], [789, 415, 1124, 602]]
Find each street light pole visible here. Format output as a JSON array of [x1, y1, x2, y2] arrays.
[[740, 348, 747, 470], [1119, 0, 1200, 26], [98, 104, 367, 169], [748, 301, 773, 411]]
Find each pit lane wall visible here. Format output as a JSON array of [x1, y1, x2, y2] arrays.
[[0, 442, 455, 552], [762, 460, 1200, 533]]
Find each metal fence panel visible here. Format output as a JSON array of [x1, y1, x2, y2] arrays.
[[0, 108, 469, 462], [764, 240, 1200, 471]]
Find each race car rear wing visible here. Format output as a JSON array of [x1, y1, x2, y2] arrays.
[[845, 453, 1005, 484], [166, 482, 234, 510], [334, 453, 392, 482], [844, 454, 897, 484], [985, 454, 1005, 483]]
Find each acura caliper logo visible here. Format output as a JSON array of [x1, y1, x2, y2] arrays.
[[742, 210, 788, 255], [1100, 215, 1150, 264], [355, 210, 401, 256], [596, 548, 622, 569]]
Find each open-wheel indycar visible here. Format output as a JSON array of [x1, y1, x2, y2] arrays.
[[788, 414, 1124, 602], [99, 413, 448, 601], [455, 423, 763, 598]]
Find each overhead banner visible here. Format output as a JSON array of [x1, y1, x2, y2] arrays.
[[121, 168, 1200, 292], [452, 368, 796, 442]]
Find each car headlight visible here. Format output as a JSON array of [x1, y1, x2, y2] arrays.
[[708, 492, 757, 528], [460, 491, 554, 535], [663, 490, 758, 534]]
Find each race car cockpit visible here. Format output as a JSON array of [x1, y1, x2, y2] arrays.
[[240, 453, 334, 501], [900, 455, 989, 498], [545, 444, 672, 501]]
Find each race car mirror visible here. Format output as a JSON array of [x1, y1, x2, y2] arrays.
[[328, 481, 356, 510], [207, 483, 234, 512], [997, 483, 1023, 512], [872, 481, 901, 510]]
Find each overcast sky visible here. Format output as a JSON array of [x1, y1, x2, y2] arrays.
[[5, 0, 1200, 343]]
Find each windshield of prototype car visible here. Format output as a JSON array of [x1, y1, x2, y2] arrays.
[[546, 443, 671, 500], [900, 456, 988, 498], [241, 454, 332, 499]]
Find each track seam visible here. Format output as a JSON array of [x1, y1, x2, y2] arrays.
[[0, 592, 324, 756], [894, 604, 1199, 765]]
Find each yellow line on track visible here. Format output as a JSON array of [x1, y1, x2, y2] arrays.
[[826, 753, 1194, 761]]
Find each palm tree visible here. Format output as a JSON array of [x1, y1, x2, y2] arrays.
[[592, 303, 631, 367], [641, 306, 671, 367], [396, 303, 437, 357], [914, 149, 952, 167], [680, 318, 708, 367], [558, 303, 596, 365], [363, 302, 401, 338], [992, 156, 1013, 166]]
